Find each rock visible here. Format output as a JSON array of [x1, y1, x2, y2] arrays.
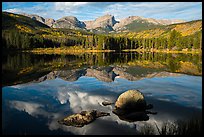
[[52, 16, 86, 29], [84, 21, 94, 30], [45, 18, 55, 27], [102, 101, 113, 106], [113, 16, 185, 31], [21, 13, 45, 24], [112, 89, 157, 122], [58, 110, 110, 127], [114, 90, 147, 111], [19, 13, 185, 31], [113, 16, 142, 31], [84, 14, 118, 30]]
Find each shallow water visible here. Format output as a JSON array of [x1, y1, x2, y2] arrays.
[[2, 74, 202, 135]]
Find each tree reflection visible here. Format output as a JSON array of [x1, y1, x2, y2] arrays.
[[2, 52, 202, 86]]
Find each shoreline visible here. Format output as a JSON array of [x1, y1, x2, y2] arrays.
[[22, 48, 115, 54], [21, 48, 202, 54]]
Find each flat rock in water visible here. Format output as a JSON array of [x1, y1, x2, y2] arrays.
[[58, 110, 110, 127]]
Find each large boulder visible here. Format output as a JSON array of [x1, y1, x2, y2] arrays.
[[115, 90, 147, 111], [112, 90, 156, 122]]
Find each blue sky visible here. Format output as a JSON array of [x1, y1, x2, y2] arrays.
[[2, 2, 202, 21]]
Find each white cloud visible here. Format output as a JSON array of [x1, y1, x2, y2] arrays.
[[104, 2, 202, 21], [54, 2, 89, 11], [2, 2, 202, 21], [4, 8, 22, 13]]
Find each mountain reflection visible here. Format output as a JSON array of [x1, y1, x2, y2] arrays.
[[2, 52, 202, 86]]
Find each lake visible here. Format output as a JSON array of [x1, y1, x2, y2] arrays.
[[2, 51, 202, 135]]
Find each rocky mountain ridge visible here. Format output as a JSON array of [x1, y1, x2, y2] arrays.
[[84, 14, 118, 30], [113, 16, 184, 31], [19, 12, 186, 32]]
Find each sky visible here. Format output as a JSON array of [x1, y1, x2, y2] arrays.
[[2, 2, 202, 21]]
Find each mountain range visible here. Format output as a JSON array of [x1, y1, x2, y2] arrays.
[[2, 12, 202, 54], [19, 13, 185, 33]]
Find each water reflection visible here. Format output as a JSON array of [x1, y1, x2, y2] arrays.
[[2, 52, 202, 86], [2, 75, 202, 135], [9, 101, 47, 117]]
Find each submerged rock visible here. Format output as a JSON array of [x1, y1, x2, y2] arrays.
[[58, 110, 110, 127]]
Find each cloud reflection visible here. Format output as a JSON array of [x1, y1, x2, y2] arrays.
[[4, 75, 202, 135], [9, 101, 48, 117]]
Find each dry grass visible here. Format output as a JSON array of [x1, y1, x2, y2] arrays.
[[139, 117, 202, 135]]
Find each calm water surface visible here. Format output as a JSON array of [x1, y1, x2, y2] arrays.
[[2, 52, 202, 135]]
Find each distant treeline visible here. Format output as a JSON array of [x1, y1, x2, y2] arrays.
[[2, 29, 202, 51]]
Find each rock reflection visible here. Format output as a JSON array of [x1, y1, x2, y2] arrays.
[[113, 110, 157, 122]]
